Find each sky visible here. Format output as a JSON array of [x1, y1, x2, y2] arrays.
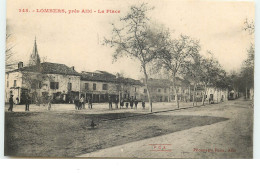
[[6, 0, 254, 79]]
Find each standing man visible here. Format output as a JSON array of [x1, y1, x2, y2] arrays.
[[8, 95, 14, 111], [130, 97, 134, 109], [88, 97, 93, 109], [134, 99, 138, 109], [83, 96, 86, 109], [74, 96, 79, 110], [115, 96, 119, 109], [25, 95, 30, 111], [142, 99, 145, 109], [108, 96, 112, 110], [120, 99, 124, 109], [80, 96, 84, 109], [47, 96, 52, 110]]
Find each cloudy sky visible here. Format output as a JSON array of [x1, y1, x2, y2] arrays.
[[7, 0, 254, 79]]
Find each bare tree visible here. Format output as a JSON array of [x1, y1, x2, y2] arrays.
[[242, 18, 254, 100], [184, 53, 203, 107], [5, 22, 16, 71], [240, 45, 254, 99], [244, 18, 255, 35], [104, 3, 158, 112], [155, 33, 201, 108]]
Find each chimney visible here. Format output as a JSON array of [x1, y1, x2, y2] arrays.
[[18, 62, 23, 69], [71, 66, 75, 71]]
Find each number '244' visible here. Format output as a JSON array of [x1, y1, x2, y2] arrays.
[[19, 9, 29, 12]]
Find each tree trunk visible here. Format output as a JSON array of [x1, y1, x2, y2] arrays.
[[195, 89, 198, 106], [118, 90, 121, 105], [245, 85, 248, 100], [216, 88, 218, 103], [192, 83, 196, 107], [202, 84, 206, 106], [172, 78, 179, 109], [143, 66, 152, 112], [189, 85, 191, 102], [168, 89, 170, 102]]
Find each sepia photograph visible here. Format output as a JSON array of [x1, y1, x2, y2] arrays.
[[4, 0, 254, 158]]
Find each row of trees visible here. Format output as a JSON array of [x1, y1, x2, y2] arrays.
[[224, 19, 254, 101], [104, 4, 230, 112]]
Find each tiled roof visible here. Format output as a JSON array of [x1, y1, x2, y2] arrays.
[[117, 77, 143, 85], [147, 78, 172, 88], [81, 71, 116, 82], [146, 77, 190, 88], [6, 62, 80, 76], [80, 71, 142, 85]]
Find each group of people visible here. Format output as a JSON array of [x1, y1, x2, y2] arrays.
[[74, 96, 92, 110], [108, 96, 146, 110], [8, 94, 31, 112], [8, 94, 146, 112]]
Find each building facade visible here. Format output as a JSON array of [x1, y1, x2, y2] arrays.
[[80, 71, 143, 103], [5, 39, 229, 105], [5, 62, 81, 104]]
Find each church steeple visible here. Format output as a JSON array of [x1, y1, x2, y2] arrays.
[[29, 37, 41, 66]]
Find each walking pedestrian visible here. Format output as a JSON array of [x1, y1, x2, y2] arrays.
[[8, 95, 14, 112]]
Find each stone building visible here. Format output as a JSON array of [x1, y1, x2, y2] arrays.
[[80, 71, 143, 103], [5, 62, 81, 104], [5, 39, 81, 104], [140, 78, 191, 102], [4, 38, 229, 105]]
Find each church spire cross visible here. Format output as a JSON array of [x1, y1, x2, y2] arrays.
[[29, 37, 41, 66]]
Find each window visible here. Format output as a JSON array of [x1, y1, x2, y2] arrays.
[[50, 82, 59, 89], [13, 80, 17, 87], [7, 81, 9, 87], [93, 83, 96, 90], [68, 82, 72, 91], [31, 80, 41, 89], [38, 81, 42, 89], [144, 89, 147, 93], [135, 87, 137, 92], [85, 83, 89, 90], [102, 84, 108, 90], [157, 88, 161, 93]]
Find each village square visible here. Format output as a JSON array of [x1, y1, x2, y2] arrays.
[[4, 2, 254, 158]]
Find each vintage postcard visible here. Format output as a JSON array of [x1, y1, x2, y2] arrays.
[[4, 0, 254, 158]]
